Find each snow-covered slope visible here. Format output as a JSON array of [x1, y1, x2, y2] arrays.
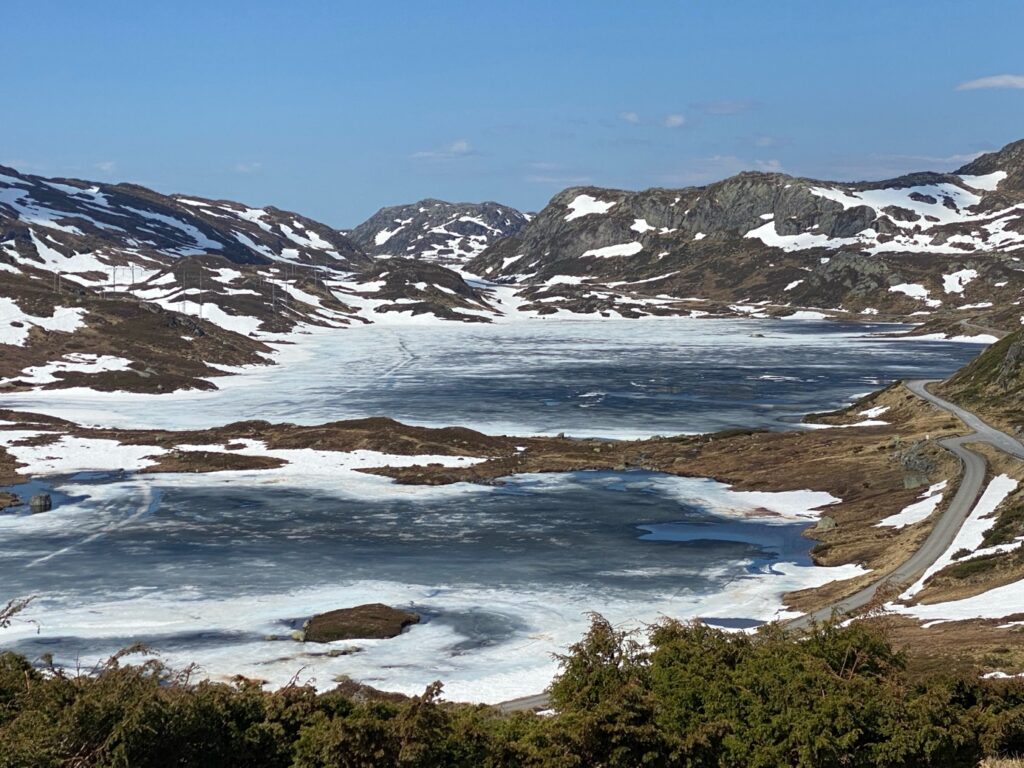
[[0, 168, 502, 392], [467, 139, 1024, 327], [348, 199, 529, 265]]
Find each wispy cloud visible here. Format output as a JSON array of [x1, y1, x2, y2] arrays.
[[754, 159, 783, 173], [411, 139, 475, 160], [232, 161, 263, 174], [663, 114, 687, 128], [888, 151, 986, 165], [94, 161, 117, 174], [526, 174, 593, 185], [618, 111, 641, 124], [696, 100, 754, 116], [754, 136, 777, 148], [956, 74, 1024, 91]]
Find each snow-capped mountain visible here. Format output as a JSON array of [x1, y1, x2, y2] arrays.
[[348, 199, 529, 265], [5, 140, 1024, 393], [468, 139, 1024, 328], [0, 168, 499, 392]]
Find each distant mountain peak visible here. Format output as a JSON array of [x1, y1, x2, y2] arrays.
[[348, 199, 528, 265]]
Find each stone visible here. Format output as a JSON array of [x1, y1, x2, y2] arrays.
[[815, 516, 837, 532], [29, 494, 52, 513], [302, 603, 420, 643]]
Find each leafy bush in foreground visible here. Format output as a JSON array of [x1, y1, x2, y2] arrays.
[[1, 616, 1023, 767]]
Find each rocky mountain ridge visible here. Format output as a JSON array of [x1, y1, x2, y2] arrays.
[[5, 140, 1024, 393], [468, 139, 1024, 328], [0, 168, 501, 391]]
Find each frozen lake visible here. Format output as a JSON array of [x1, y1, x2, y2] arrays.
[[0, 318, 984, 701], [1, 317, 983, 438]]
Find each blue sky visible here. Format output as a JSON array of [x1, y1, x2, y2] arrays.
[[4, 1, 1024, 226]]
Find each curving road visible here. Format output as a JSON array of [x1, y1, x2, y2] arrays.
[[792, 380, 1024, 628], [496, 379, 1024, 710]]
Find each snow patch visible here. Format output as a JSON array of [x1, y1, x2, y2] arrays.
[[876, 481, 947, 529], [958, 171, 1007, 192], [564, 194, 616, 222], [582, 242, 643, 259], [942, 269, 978, 294], [901, 475, 1019, 599]]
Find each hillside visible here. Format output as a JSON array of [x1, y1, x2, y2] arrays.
[[0, 168, 501, 391], [6, 140, 1024, 394], [347, 199, 529, 265], [939, 328, 1024, 433], [467, 139, 1024, 328]]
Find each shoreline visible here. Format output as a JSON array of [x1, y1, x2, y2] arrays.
[[0, 375, 975, 701]]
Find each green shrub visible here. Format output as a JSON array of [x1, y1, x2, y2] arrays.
[[2, 617, 1023, 766]]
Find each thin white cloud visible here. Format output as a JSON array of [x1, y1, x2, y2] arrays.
[[94, 161, 116, 173], [754, 159, 783, 173], [956, 74, 1024, 91], [526, 174, 592, 185], [891, 151, 986, 165], [619, 111, 641, 124], [411, 139, 475, 160], [233, 161, 263, 174], [754, 136, 777, 148], [663, 114, 687, 128], [697, 100, 754, 115]]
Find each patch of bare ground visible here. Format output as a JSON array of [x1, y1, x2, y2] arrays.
[[142, 450, 286, 473], [857, 613, 1024, 682], [0, 269, 273, 394]]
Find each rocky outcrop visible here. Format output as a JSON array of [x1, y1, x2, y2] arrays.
[[302, 604, 420, 643], [466, 138, 1024, 329], [29, 493, 51, 513], [939, 329, 1024, 433], [0, 167, 505, 392], [348, 199, 528, 265]]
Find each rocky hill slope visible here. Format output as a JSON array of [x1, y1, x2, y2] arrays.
[[0, 168, 499, 391], [467, 140, 1024, 328], [939, 328, 1024, 433], [347, 199, 529, 265]]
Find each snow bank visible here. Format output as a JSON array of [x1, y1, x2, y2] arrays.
[[901, 474, 1019, 599], [876, 481, 947, 529], [4, 354, 132, 385], [0, 298, 86, 346], [0, 432, 163, 474], [647, 475, 841, 524], [958, 171, 1007, 192]]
